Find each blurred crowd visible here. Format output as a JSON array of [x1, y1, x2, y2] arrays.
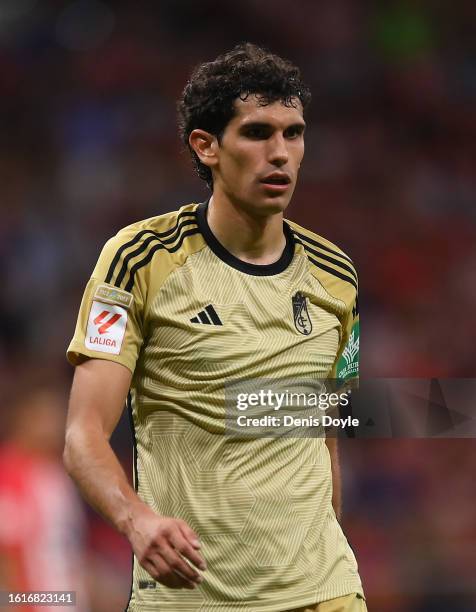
[[1, 1, 475, 610]]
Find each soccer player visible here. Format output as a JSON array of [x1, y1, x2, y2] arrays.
[[64, 43, 364, 611]]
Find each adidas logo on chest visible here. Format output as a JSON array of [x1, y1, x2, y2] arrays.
[[190, 304, 223, 326]]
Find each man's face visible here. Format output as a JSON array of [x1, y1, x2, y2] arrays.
[[212, 95, 306, 216]]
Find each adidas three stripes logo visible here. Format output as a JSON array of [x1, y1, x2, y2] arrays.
[[191, 305, 223, 325]]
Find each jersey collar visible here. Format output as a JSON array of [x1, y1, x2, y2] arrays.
[[196, 200, 295, 276]]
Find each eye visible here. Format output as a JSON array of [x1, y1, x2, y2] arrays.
[[285, 126, 304, 139], [243, 126, 269, 139]]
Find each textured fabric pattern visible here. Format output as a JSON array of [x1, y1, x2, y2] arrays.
[[68, 203, 362, 611], [286, 592, 367, 612]]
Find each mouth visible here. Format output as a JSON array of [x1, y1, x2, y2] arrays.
[[259, 174, 292, 193]]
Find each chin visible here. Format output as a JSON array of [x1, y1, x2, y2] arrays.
[[239, 200, 286, 218], [259, 195, 292, 215], [231, 190, 292, 217]]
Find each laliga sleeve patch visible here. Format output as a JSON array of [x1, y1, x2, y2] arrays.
[[85, 301, 128, 355], [336, 320, 359, 381]]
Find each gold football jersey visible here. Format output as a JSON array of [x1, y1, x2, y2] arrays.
[[68, 201, 362, 611]]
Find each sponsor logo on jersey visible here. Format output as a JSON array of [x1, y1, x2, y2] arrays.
[[190, 304, 223, 325], [337, 320, 359, 381], [292, 292, 312, 335], [85, 300, 127, 355], [94, 284, 133, 309]]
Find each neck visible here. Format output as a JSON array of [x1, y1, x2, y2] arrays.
[[207, 192, 286, 265]]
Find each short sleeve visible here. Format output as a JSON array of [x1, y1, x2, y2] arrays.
[[67, 234, 146, 374], [332, 294, 359, 388]]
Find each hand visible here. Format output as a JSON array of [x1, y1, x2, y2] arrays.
[[127, 504, 207, 589]]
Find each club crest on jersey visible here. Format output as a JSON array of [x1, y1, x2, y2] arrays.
[[292, 292, 312, 335]]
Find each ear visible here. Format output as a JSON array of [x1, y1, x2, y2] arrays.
[[189, 129, 219, 169]]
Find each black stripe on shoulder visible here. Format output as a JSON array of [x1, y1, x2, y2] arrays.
[[292, 230, 354, 264], [306, 254, 358, 290], [123, 227, 200, 292], [105, 210, 197, 284], [113, 217, 198, 288], [299, 242, 357, 282]]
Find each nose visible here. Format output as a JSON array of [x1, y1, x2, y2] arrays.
[[268, 133, 288, 167]]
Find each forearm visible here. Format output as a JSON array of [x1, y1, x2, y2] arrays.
[[64, 360, 206, 588], [63, 425, 144, 537]]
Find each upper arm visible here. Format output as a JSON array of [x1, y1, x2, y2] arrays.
[[65, 231, 145, 444], [67, 231, 148, 375], [66, 358, 132, 441]]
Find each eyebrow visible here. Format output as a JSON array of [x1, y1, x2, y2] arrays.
[[239, 121, 306, 131]]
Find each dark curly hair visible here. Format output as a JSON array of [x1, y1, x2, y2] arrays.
[[177, 43, 311, 189]]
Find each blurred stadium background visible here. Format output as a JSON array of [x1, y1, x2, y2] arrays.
[[1, 1, 475, 610]]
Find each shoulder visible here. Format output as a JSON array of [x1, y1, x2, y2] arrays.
[[286, 219, 355, 270], [286, 218, 358, 305], [92, 203, 204, 291], [111, 202, 199, 246]]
